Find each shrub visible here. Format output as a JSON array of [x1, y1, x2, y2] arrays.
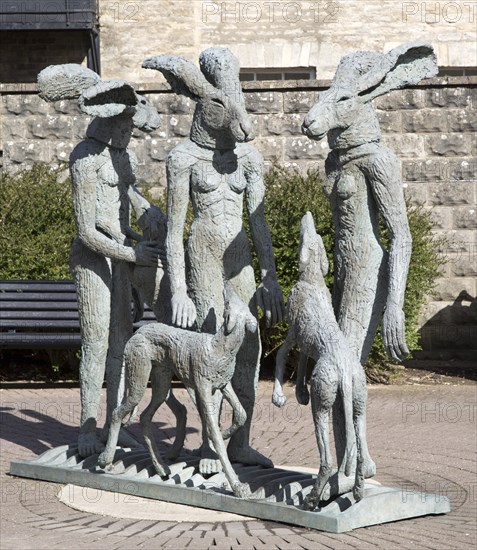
[[259, 165, 445, 381], [0, 163, 75, 280]]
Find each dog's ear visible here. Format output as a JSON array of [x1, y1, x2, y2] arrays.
[[299, 212, 317, 269], [143, 55, 220, 102], [316, 234, 329, 277], [356, 41, 438, 103]]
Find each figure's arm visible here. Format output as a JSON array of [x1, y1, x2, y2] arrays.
[[166, 151, 196, 328], [245, 148, 285, 327], [70, 156, 158, 266], [368, 149, 412, 361], [127, 184, 151, 241]]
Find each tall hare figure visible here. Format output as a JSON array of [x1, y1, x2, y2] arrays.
[[143, 48, 284, 472], [302, 42, 438, 478], [38, 65, 162, 457]]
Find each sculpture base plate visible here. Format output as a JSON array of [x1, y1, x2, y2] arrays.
[[9, 445, 450, 533]]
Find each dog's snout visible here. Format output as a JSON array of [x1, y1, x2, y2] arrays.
[[240, 120, 254, 142]]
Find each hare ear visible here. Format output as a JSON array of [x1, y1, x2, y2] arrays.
[[37, 63, 100, 102], [357, 41, 438, 102], [142, 55, 218, 101], [79, 80, 137, 117]]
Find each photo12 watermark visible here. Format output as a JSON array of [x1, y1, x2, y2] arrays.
[[402, 2, 477, 23], [202, 1, 340, 24], [402, 401, 477, 423]]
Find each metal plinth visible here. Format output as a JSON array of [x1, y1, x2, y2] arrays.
[[9, 445, 450, 533]]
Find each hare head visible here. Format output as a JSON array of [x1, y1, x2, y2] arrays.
[[299, 212, 329, 279], [37, 64, 160, 138], [302, 41, 437, 148], [143, 47, 254, 150]]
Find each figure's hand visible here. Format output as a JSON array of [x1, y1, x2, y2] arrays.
[[171, 290, 196, 328], [133, 241, 159, 266], [256, 277, 285, 328], [382, 303, 409, 362]]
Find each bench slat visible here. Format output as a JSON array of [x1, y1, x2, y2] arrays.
[[0, 333, 82, 350], [0, 281, 76, 292], [0, 320, 80, 329], [0, 292, 77, 302], [0, 311, 79, 320], [1, 301, 79, 311]]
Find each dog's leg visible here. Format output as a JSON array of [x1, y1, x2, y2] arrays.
[[353, 411, 365, 501], [295, 352, 310, 406], [221, 382, 246, 440], [342, 372, 357, 478], [272, 329, 296, 408], [195, 381, 251, 499], [98, 335, 151, 468], [164, 389, 187, 460], [352, 366, 368, 500], [304, 364, 336, 511], [140, 364, 172, 477]]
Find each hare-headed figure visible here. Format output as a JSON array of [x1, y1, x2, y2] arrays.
[[37, 64, 165, 458], [302, 42, 437, 476], [272, 212, 367, 506], [143, 48, 284, 473]]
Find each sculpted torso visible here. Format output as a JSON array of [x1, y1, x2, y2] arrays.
[[174, 139, 254, 273], [71, 139, 137, 244]]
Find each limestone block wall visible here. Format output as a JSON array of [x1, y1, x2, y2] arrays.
[[0, 77, 476, 358], [98, 0, 477, 83]]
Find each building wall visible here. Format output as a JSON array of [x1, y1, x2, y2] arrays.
[[1, 77, 475, 358], [98, 0, 477, 83], [0, 31, 90, 83]]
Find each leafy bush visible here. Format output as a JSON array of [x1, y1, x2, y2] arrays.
[[259, 165, 445, 380], [0, 163, 75, 280]]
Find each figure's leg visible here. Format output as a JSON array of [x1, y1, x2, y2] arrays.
[[187, 253, 224, 473], [353, 363, 375, 480], [71, 241, 112, 457], [227, 266, 273, 467], [295, 352, 310, 406], [103, 261, 138, 448], [332, 245, 384, 478], [164, 389, 187, 460]]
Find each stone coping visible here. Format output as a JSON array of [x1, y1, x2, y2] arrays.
[[1, 75, 476, 95]]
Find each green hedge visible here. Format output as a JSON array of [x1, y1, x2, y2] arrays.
[[0, 163, 75, 280]]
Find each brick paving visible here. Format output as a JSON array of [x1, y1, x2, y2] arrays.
[[0, 381, 476, 549]]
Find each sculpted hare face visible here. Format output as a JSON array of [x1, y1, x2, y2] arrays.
[[302, 41, 438, 141], [38, 63, 160, 132], [143, 47, 254, 146]]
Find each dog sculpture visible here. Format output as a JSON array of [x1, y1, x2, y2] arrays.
[[98, 287, 257, 499], [272, 212, 367, 508]]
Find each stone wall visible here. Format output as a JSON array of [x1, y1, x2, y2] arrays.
[[98, 0, 477, 83], [0, 77, 476, 358]]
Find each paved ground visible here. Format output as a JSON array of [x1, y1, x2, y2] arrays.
[[1, 381, 476, 549]]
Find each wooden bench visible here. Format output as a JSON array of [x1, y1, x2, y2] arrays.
[[0, 280, 155, 351]]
